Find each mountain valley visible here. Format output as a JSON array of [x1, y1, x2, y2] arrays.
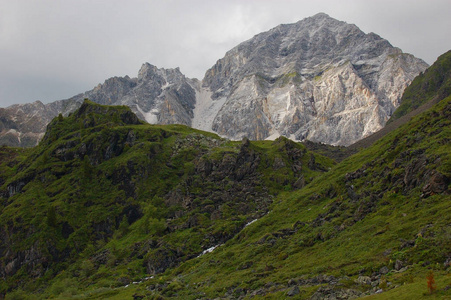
[[0, 14, 450, 300]]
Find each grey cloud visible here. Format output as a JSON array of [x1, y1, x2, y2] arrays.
[[0, 0, 450, 107]]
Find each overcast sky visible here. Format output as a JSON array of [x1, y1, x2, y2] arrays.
[[1, 0, 450, 107]]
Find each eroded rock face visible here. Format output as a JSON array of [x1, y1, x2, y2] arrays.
[[202, 13, 428, 145]]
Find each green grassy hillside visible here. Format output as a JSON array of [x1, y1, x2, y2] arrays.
[[103, 98, 451, 300], [158, 95, 450, 299], [1, 93, 449, 299], [0, 100, 335, 299]]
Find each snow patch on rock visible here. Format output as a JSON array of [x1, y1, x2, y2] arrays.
[[244, 219, 258, 228], [192, 88, 226, 132], [197, 244, 222, 258], [136, 105, 159, 124]]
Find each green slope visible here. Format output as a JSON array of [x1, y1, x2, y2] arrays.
[[141, 99, 450, 299], [2, 98, 449, 299], [0, 100, 335, 299], [78, 97, 449, 299]]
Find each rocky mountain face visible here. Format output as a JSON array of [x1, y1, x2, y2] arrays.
[[0, 13, 428, 147], [202, 13, 428, 145], [77, 63, 197, 126]]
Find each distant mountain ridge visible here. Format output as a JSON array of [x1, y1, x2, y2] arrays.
[[0, 13, 428, 147]]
